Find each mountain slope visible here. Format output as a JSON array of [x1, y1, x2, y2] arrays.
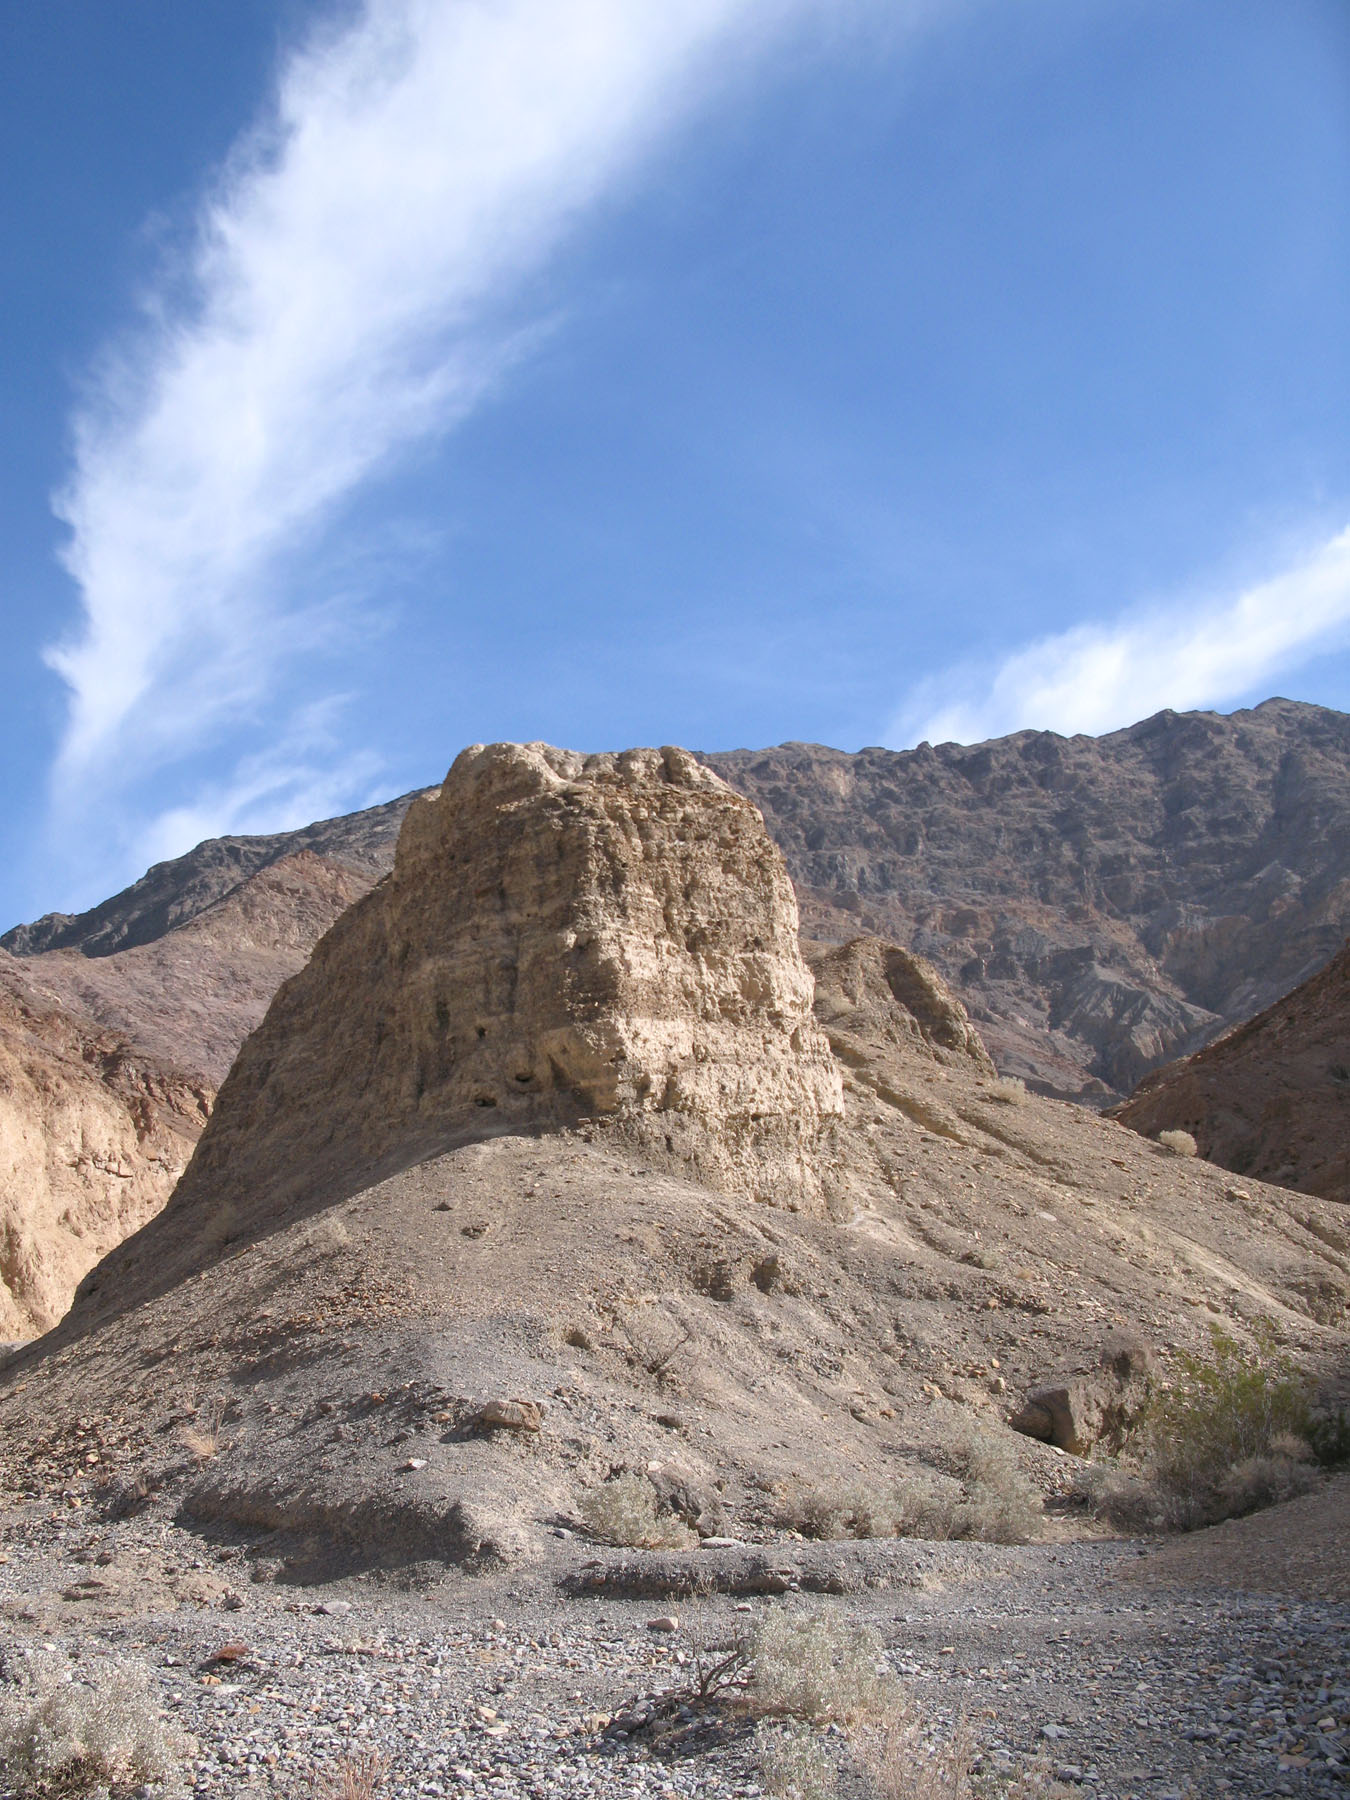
[[6, 744, 1343, 1575], [1115, 938, 1350, 1204], [705, 698, 1350, 1095]]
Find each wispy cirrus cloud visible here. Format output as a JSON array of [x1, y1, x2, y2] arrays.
[[890, 526, 1350, 747], [44, 0, 831, 878]]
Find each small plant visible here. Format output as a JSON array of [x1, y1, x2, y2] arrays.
[[0, 1647, 187, 1797], [759, 1720, 838, 1800], [314, 1748, 385, 1799], [786, 1434, 1040, 1546], [1157, 1128, 1198, 1157], [989, 1076, 1028, 1106], [853, 1700, 1075, 1800], [576, 1472, 696, 1549], [853, 1702, 977, 1800], [749, 1608, 892, 1723], [178, 1395, 226, 1462]]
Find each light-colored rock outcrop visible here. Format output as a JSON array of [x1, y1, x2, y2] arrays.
[[97, 743, 844, 1306], [0, 954, 210, 1337]]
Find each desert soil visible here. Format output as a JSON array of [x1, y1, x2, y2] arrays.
[[0, 1480, 1346, 1800]]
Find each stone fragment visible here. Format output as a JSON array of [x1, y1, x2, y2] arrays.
[[478, 1399, 543, 1434]]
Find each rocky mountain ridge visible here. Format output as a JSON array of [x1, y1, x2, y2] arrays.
[[6, 741, 1345, 1578], [5, 699, 1350, 1337], [11, 700, 1347, 1105]]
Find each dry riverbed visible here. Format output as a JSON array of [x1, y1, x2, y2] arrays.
[[0, 1483, 1346, 1800]]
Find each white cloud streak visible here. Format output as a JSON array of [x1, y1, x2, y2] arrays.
[[891, 526, 1350, 747], [46, 0, 819, 804]]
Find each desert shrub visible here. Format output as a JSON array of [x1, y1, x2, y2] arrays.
[[758, 1720, 838, 1800], [787, 1434, 1040, 1546], [853, 1702, 977, 1800], [989, 1077, 1028, 1106], [749, 1609, 891, 1723], [576, 1472, 695, 1549], [0, 1647, 187, 1797], [947, 1428, 1042, 1543], [314, 1748, 385, 1799], [1157, 1129, 1198, 1157], [1094, 1320, 1325, 1530], [178, 1395, 226, 1462]]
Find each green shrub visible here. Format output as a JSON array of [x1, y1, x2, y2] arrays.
[[749, 1609, 892, 1723], [1096, 1320, 1334, 1530], [576, 1472, 696, 1548]]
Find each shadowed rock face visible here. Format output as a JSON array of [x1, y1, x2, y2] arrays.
[[74, 744, 846, 1325], [1114, 938, 1350, 1206], [706, 698, 1350, 1098]]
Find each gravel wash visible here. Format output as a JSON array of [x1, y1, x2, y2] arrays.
[[0, 1505, 1345, 1800]]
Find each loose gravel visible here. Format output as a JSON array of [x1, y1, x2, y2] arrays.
[[0, 1500, 1345, 1800]]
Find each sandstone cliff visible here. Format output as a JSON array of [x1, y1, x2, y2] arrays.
[[1115, 938, 1350, 1204], [0, 849, 381, 1335]]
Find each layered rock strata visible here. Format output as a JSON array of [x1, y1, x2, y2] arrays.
[[0, 955, 210, 1337]]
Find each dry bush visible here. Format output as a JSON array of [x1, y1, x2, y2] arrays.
[[948, 1428, 1042, 1544], [576, 1472, 695, 1549], [854, 1698, 1075, 1800], [787, 1433, 1040, 1546], [0, 1647, 187, 1797], [758, 1720, 838, 1800], [853, 1702, 977, 1800], [1157, 1129, 1198, 1157], [178, 1395, 226, 1462], [749, 1608, 892, 1723], [313, 1748, 385, 1799], [989, 1077, 1028, 1106]]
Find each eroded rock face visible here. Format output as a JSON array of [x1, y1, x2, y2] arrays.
[[100, 744, 844, 1301], [0, 955, 210, 1337], [1114, 939, 1350, 1205]]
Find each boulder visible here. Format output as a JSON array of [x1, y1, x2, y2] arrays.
[[1009, 1334, 1157, 1455]]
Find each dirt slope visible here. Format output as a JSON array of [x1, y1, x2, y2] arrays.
[[1115, 937, 1350, 1204]]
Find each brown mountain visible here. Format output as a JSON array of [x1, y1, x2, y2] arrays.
[[1115, 938, 1350, 1204], [705, 698, 1350, 1099], [0, 796, 420, 1334], [5, 698, 1350, 1334], [6, 744, 1343, 1573]]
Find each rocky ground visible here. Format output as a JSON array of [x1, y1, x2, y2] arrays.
[[0, 1478, 1346, 1800]]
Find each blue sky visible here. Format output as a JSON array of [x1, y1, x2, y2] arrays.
[[3, 0, 1349, 926]]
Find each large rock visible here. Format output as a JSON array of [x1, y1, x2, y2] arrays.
[[1009, 1336, 1157, 1455], [84, 744, 845, 1315]]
